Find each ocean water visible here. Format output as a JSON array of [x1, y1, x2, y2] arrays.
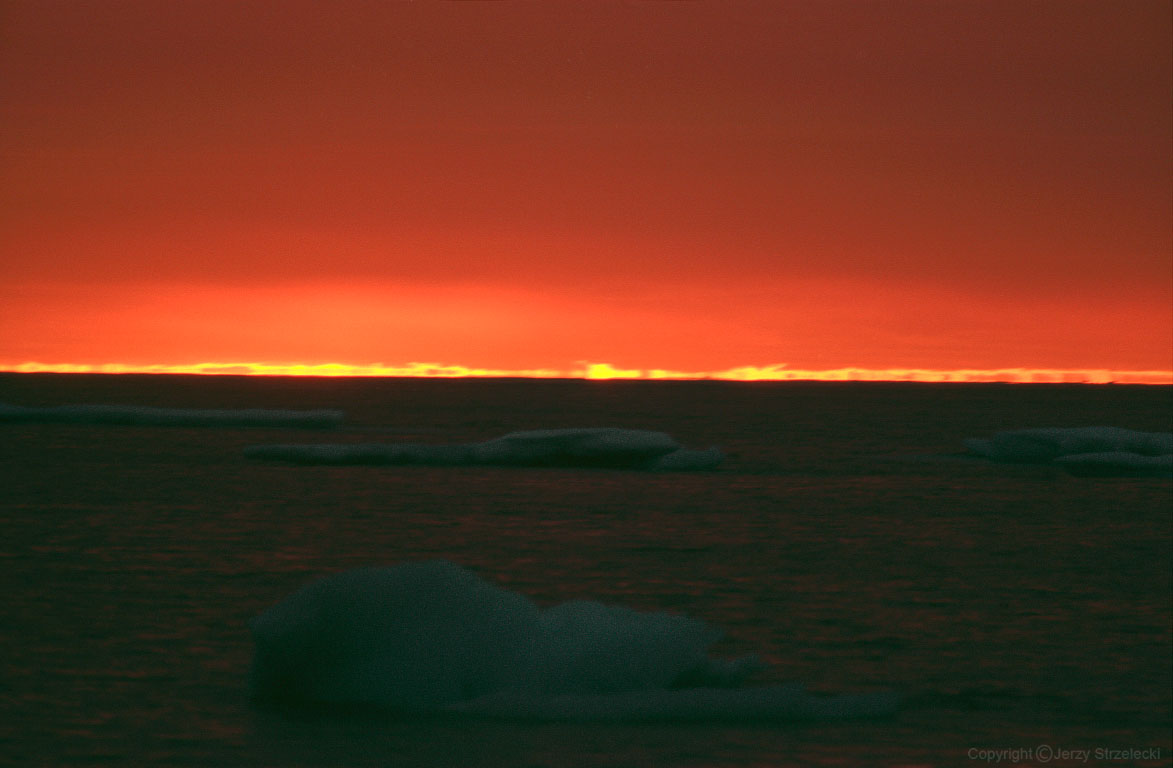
[[1, 374, 1170, 767]]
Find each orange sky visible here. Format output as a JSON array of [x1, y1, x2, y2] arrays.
[[2, 1, 1170, 380]]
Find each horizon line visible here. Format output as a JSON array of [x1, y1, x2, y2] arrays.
[[2, 361, 1171, 385]]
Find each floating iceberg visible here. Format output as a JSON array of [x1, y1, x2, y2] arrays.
[[248, 561, 898, 721], [244, 428, 724, 471], [964, 427, 1172, 476], [0, 402, 344, 429]]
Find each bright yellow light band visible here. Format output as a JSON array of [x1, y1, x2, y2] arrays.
[[2, 361, 1170, 384]]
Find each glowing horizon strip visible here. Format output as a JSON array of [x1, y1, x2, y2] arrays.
[[2, 361, 1171, 384]]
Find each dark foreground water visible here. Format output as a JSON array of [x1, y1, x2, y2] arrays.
[[1, 374, 1170, 767]]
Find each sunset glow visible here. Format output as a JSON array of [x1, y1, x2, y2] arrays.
[[3, 361, 1169, 385], [2, 2, 1170, 379]]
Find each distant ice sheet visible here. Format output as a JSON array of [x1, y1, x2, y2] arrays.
[[248, 560, 897, 721], [0, 402, 344, 429], [965, 427, 1173, 476], [244, 427, 725, 471]]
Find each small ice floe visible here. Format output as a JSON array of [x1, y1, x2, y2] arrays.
[[0, 402, 344, 429], [244, 427, 724, 471], [964, 427, 1172, 477], [248, 560, 898, 722]]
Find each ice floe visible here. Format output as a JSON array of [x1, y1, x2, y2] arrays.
[[244, 427, 724, 471], [248, 560, 898, 721], [964, 427, 1172, 476]]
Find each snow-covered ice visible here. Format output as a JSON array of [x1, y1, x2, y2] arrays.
[[248, 560, 898, 721], [964, 426, 1172, 476]]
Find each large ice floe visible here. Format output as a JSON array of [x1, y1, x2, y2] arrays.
[[244, 427, 725, 471], [964, 427, 1173, 477], [248, 560, 898, 721], [0, 402, 344, 429]]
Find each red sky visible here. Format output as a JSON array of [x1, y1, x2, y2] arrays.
[[2, 1, 1170, 380]]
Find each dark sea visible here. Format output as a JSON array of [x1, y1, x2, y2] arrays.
[[2, 374, 1170, 767]]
